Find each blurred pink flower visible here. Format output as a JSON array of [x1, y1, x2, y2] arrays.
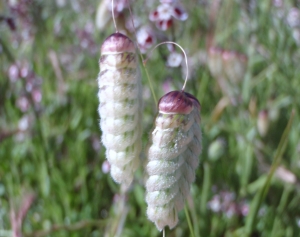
[[208, 195, 222, 212], [225, 203, 239, 218], [20, 66, 29, 78], [136, 27, 156, 53], [149, 2, 188, 31], [31, 88, 42, 103], [16, 96, 30, 112], [8, 64, 19, 82], [208, 190, 249, 218], [240, 201, 249, 216], [102, 160, 111, 174]]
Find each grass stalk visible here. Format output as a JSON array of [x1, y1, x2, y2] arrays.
[[244, 110, 295, 236], [127, 1, 158, 105], [184, 204, 196, 237]]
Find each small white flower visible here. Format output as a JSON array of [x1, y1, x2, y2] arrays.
[[18, 116, 30, 131], [157, 4, 172, 20], [102, 161, 111, 174], [8, 64, 19, 82], [208, 195, 222, 212], [167, 52, 183, 67]]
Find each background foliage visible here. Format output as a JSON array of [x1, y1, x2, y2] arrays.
[[0, 0, 300, 236]]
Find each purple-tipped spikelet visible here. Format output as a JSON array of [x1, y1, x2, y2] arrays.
[[145, 90, 202, 231], [98, 33, 142, 189]]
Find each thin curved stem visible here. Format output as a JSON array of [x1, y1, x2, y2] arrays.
[[111, 0, 118, 32], [126, 0, 158, 105], [143, 41, 189, 91]]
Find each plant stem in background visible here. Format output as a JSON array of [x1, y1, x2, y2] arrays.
[[244, 110, 295, 236], [184, 204, 196, 237], [142, 63, 158, 105], [127, 1, 158, 105]]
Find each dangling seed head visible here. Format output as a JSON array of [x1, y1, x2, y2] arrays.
[[98, 31, 142, 190], [145, 90, 201, 231]]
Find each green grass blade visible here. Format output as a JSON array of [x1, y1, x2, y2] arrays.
[[244, 110, 295, 236], [185, 204, 196, 237]]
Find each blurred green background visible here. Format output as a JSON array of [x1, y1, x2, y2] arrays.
[[0, 0, 300, 236]]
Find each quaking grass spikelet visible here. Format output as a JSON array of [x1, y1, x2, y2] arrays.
[[145, 90, 201, 231], [98, 32, 142, 189]]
